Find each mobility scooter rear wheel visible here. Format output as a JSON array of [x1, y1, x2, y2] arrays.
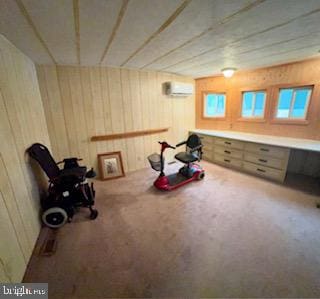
[[42, 207, 68, 228], [196, 171, 205, 180]]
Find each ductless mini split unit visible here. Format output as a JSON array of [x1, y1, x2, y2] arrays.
[[164, 81, 194, 97]]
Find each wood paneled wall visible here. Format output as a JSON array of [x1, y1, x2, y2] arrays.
[[0, 35, 51, 282], [37, 65, 195, 174], [196, 59, 320, 140]]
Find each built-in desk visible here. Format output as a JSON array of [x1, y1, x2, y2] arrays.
[[190, 129, 320, 183]]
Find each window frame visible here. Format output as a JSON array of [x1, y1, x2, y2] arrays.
[[272, 84, 314, 125], [240, 89, 267, 119], [202, 91, 227, 119]]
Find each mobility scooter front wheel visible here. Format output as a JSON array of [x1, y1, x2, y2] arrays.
[[42, 207, 68, 228]]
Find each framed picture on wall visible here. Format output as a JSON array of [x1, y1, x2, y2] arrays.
[[98, 151, 125, 180]]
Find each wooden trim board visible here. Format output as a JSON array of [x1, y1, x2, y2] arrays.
[[91, 127, 170, 141]]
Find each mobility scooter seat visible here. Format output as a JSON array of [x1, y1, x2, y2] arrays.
[[174, 134, 202, 163], [174, 152, 198, 163]]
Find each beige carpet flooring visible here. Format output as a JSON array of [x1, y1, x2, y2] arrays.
[[24, 161, 320, 298]]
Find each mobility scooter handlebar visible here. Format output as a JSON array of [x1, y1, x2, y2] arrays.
[[176, 140, 187, 147], [158, 141, 176, 150]]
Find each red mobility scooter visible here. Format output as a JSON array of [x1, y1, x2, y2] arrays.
[[148, 134, 205, 191]]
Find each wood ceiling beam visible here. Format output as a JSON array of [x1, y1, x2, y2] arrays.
[[175, 29, 320, 73], [238, 42, 320, 66], [73, 0, 80, 65], [120, 0, 192, 67], [14, 0, 57, 64], [99, 0, 129, 64], [161, 7, 320, 72], [184, 43, 320, 76], [140, 0, 265, 70], [194, 56, 320, 80]]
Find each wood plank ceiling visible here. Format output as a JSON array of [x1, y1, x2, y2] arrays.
[[1, 0, 320, 78]]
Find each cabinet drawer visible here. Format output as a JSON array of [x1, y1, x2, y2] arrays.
[[244, 152, 285, 170], [214, 145, 243, 160], [202, 144, 213, 152], [214, 153, 242, 168], [215, 137, 244, 150], [245, 142, 289, 159], [243, 161, 284, 182], [201, 136, 214, 146], [191, 133, 214, 145], [202, 152, 213, 161]]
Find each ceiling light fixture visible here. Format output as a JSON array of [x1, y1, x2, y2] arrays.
[[221, 67, 237, 78]]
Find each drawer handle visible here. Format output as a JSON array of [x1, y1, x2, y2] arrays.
[[258, 159, 267, 163], [260, 148, 269, 152], [224, 159, 230, 163], [257, 168, 266, 173], [224, 150, 231, 154], [225, 141, 231, 145]]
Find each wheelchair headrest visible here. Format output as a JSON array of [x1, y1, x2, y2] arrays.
[[27, 143, 60, 180], [186, 134, 202, 149]]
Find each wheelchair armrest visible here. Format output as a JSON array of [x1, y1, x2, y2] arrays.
[[86, 168, 96, 178]]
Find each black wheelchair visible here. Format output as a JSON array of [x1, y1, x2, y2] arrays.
[[28, 143, 98, 228]]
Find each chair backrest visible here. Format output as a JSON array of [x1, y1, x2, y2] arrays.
[[27, 143, 60, 180], [186, 134, 202, 149]]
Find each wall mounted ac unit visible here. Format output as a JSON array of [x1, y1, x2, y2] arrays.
[[165, 81, 194, 97]]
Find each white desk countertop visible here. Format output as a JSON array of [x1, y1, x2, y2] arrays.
[[191, 129, 320, 153]]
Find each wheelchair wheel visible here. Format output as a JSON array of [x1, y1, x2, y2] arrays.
[[42, 207, 68, 228], [90, 209, 98, 220]]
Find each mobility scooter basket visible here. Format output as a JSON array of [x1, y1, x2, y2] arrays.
[[28, 143, 98, 228], [148, 153, 163, 172]]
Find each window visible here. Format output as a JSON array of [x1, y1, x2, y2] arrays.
[[276, 87, 312, 119], [204, 93, 226, 118], [241, 91, 266, 118]]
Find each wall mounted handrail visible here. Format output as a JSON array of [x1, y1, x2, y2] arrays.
[[91, 127, 169, 141]]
